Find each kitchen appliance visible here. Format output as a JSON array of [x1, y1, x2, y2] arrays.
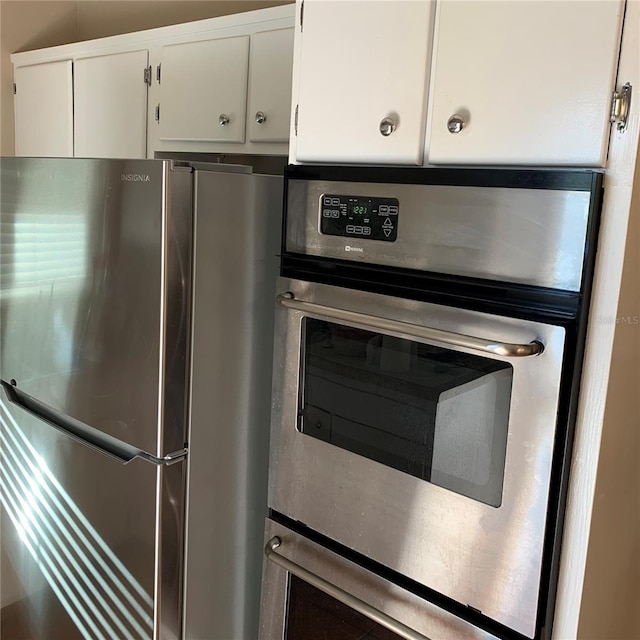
[[261, 166, 602, 640], [0, 157, 283, 640]]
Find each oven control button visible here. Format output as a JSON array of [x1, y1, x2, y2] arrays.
[[346, 225, 355, 233], [363, 227, 372, 235], [379, 204, 389, 214], [383, 228, 392, 237], [332, 210, 340, 218], [322, 209, 332, 218], [323, 197, 333, 206], [388, 205, 398, 215], [382, 217, 393, 228], [354, 226, 363, 234], [331, 198, 340, 206]]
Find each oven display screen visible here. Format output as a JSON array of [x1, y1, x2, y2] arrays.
[[348, 203, 369, 216], [320, 194, 398, 241]]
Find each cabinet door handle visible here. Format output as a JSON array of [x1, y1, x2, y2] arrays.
[[265, 537, 431, 640], [219, 114, 230, 126], [255, 111, 267, 124], [447, 114, 466, 133], [379, 117, 397, 136]]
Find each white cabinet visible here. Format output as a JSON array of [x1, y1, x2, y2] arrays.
[[14, 61, 73, 157], [159, 36, 250, 144], [74, 50, 149, 158], [290, 0, 624, 167], [11, 5, 295, 158], [247, 28, 294, 143], [293, 0, 436, 165], [427, 0, 625, 166]]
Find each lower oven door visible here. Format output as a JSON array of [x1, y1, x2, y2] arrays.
[[260, 519, 500, 640], [268, 277, 567, 639]]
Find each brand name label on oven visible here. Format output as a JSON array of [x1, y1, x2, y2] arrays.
[[345, 245, 364, 253]]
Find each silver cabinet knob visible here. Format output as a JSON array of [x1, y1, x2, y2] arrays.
[[219, 114, 230, 126], [379, 117, 397, 137], [255, 111, 267, 124], [447, 114, 466, 134]]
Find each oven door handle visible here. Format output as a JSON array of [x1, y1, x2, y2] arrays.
[[265, 536, 432, 640], [277, 293, 544, 357]]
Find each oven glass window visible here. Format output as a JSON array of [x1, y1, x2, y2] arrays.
[[299, 319, 513, 507], [285, 575, 403, 640]]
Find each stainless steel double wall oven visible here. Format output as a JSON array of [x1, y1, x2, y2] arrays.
[[260, 166, 602, 640]]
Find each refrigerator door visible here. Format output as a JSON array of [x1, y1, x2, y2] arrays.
[[0, 395, 186, 640], [0, 158, 192, 458], [183, 169, 282, 639]]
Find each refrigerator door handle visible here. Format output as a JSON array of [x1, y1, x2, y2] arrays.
[[0, 380, 187, 466]]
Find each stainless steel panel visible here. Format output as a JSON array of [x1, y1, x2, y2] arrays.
[[0, 158, 192, 458], [259, 519, 501, 640], [0, 395, 186, 640], [268, 278, 567, 638], [183, 170, 282, 640], [286, 179, 592, 291]]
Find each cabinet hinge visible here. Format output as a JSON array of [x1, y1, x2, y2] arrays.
[[155, 104, 160, 123], [156, 64, 161, 84], [610, 82, 632, 133], [300, 0, 304, 31], [13, 83, 16, 95], [294, 104, 299, 136], [144, 66, 152, 86]]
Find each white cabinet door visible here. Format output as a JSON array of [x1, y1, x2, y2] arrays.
[[14, 61, 73, 157], [294, 0, 435, 165], [428, 0, 625, 166], [74, 51, 149, 158], [247, 28, 294, 143], [159, 36, 249, 143]]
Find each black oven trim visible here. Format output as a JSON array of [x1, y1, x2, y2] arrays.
[[284, 164, 599, 191], [281, 254, 581, 324]]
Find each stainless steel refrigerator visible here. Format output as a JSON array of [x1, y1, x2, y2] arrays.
[[0, 158, 283, 639]]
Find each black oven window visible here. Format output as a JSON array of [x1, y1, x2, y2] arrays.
[[285, 575, 403, 640], [299, 318, 513, 507]]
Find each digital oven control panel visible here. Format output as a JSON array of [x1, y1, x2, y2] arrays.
[[319, 194, 398, 242]]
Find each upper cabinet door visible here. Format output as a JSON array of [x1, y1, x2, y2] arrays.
[[74, 51, 149, 159], [159, 36, 249, 143], [428, 0, 625, 166], [14, 61, 73, 157], [247, 28, 294, 143], [294, 0, 436, 165]]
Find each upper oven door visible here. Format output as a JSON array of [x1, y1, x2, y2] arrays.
[[269, 277, 567, 639]]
